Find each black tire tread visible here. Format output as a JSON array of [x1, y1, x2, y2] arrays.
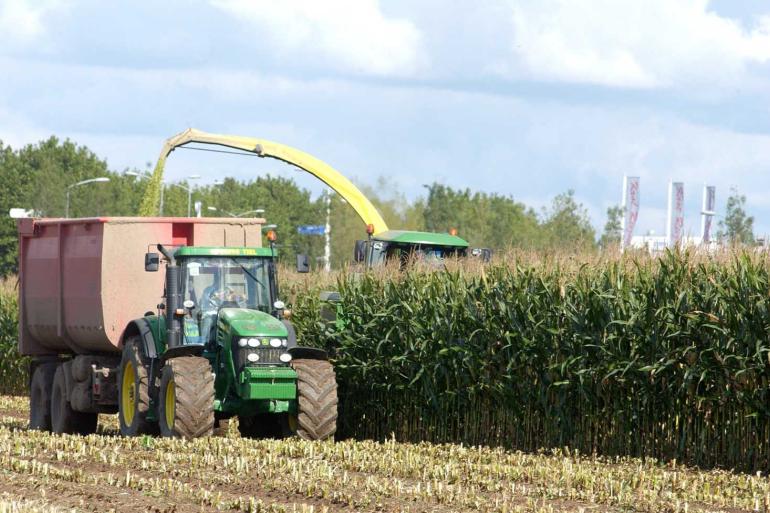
[[29, 362, 57, 431], [160, 356, 215, 439], [291, 359, 337, 440], [51, 365, 97, 436], [118, 337, 155, 436]]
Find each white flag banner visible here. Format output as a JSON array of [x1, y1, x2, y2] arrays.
[[667, 182, 684, 246], [701, 185, 716, 243], [621, 176, 640, 248]]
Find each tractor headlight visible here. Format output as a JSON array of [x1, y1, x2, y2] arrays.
[[237, 338, 247, 347], [279, 353, 292, 363], [247, 352, 260, 363], [269, 338, 282, 348], [247, 338, 259, 348], [281, 340, 288, 347]]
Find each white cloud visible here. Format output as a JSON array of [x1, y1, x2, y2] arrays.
[[209, 0, 423, 76], [501, 0, 770, 88], [0, 0, 61, 44]]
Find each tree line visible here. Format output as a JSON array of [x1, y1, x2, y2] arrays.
[[0, 136, 755, 277]]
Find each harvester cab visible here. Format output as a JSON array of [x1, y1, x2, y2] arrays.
[[353, 228, 491, 268]]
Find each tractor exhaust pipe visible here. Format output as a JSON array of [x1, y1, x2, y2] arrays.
[[158, 244, 183, 349]]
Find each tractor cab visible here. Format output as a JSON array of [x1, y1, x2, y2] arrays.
[[173, 247, 283, 347]]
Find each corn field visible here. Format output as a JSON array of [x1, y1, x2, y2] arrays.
[[291, 250, 770, 472], [4, 251, 770, 471], [0, 281, 25, 395]]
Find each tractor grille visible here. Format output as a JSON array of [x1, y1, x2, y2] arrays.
[[234, 344, 286, 369]]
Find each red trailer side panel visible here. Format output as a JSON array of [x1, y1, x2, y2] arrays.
[[18, 217, 264, 356]]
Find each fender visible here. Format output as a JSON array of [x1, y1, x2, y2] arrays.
[[288, 346, 328, 361], [121, 318, 158, 359]]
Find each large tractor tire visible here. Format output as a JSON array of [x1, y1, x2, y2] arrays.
[[29, 362, 58, 431], [118, 337, 156, 436], [291, 359, 338, 440], [50, 365, 98, 435], [158, 356, 215, 439]]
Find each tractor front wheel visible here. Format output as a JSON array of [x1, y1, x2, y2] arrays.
[[158, 356, 215, 439], [291, 359, 337, 440]]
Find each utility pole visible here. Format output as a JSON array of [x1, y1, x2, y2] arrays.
[[324, 188, 331, 272]]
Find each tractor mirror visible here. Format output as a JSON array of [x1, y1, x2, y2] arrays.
[[296, 254, 310, 273], [145, 252, 160, 272], [353, 240, 366, 263]]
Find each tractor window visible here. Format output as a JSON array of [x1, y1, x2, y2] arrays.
[[385, 244, 465, 267], [183, 257, 272, 314]]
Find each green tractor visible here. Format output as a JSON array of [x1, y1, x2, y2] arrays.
[[119, 240, 337, 440]]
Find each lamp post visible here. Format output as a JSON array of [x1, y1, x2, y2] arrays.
[[208, 207, 265, 218], [65, 177, 111, 218], [184, 175, 201, 217]]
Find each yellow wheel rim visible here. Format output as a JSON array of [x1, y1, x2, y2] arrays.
[[164, 380, 176, 430], [121, 360, 136, 425]]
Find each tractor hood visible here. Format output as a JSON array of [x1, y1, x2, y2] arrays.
[[217, 308, 287, 338]]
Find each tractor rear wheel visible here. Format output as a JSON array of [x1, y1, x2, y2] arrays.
[[158, 356, 215, 439], [50, 365, 98, 435], [291, 359, 337, 440], [29, 362, 57, 431], [118, 337, 156, 436]]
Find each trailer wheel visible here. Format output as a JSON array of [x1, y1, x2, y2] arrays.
[[291, 359, 338, 440], [158, 356, 215, 439], [29, 362, 58, 431], [118, 337, 156, 436], [51, 365, 98, 435]]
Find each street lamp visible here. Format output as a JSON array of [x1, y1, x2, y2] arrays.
[[65, 177, 110, 218], [185, 175, 201, 217]]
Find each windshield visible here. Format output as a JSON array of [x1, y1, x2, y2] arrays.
[[182, 256, 272, 314]]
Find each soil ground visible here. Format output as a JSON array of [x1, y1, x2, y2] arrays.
[[0, 395, 763, 513]]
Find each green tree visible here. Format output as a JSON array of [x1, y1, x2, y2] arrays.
[[540, 190, 596, 251], [0, 141, 34, 276], [599, 205, 624, 249], [422, 183, 539, 250], [718, 187, 754, 244]]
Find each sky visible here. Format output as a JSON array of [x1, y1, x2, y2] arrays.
[[2, 0, 770, 238]]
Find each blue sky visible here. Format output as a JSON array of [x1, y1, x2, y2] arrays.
[[2, 0, 770, 237]]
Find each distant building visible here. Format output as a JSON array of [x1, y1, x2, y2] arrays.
[[629, 234, 720, 255]]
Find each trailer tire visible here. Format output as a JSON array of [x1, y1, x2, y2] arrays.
[[51, 365, 98, 435], [29, 362, 58, 431], [118, 337, 156, 436], [291, 359, 337, 440], [158, 356, 215, 439]]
